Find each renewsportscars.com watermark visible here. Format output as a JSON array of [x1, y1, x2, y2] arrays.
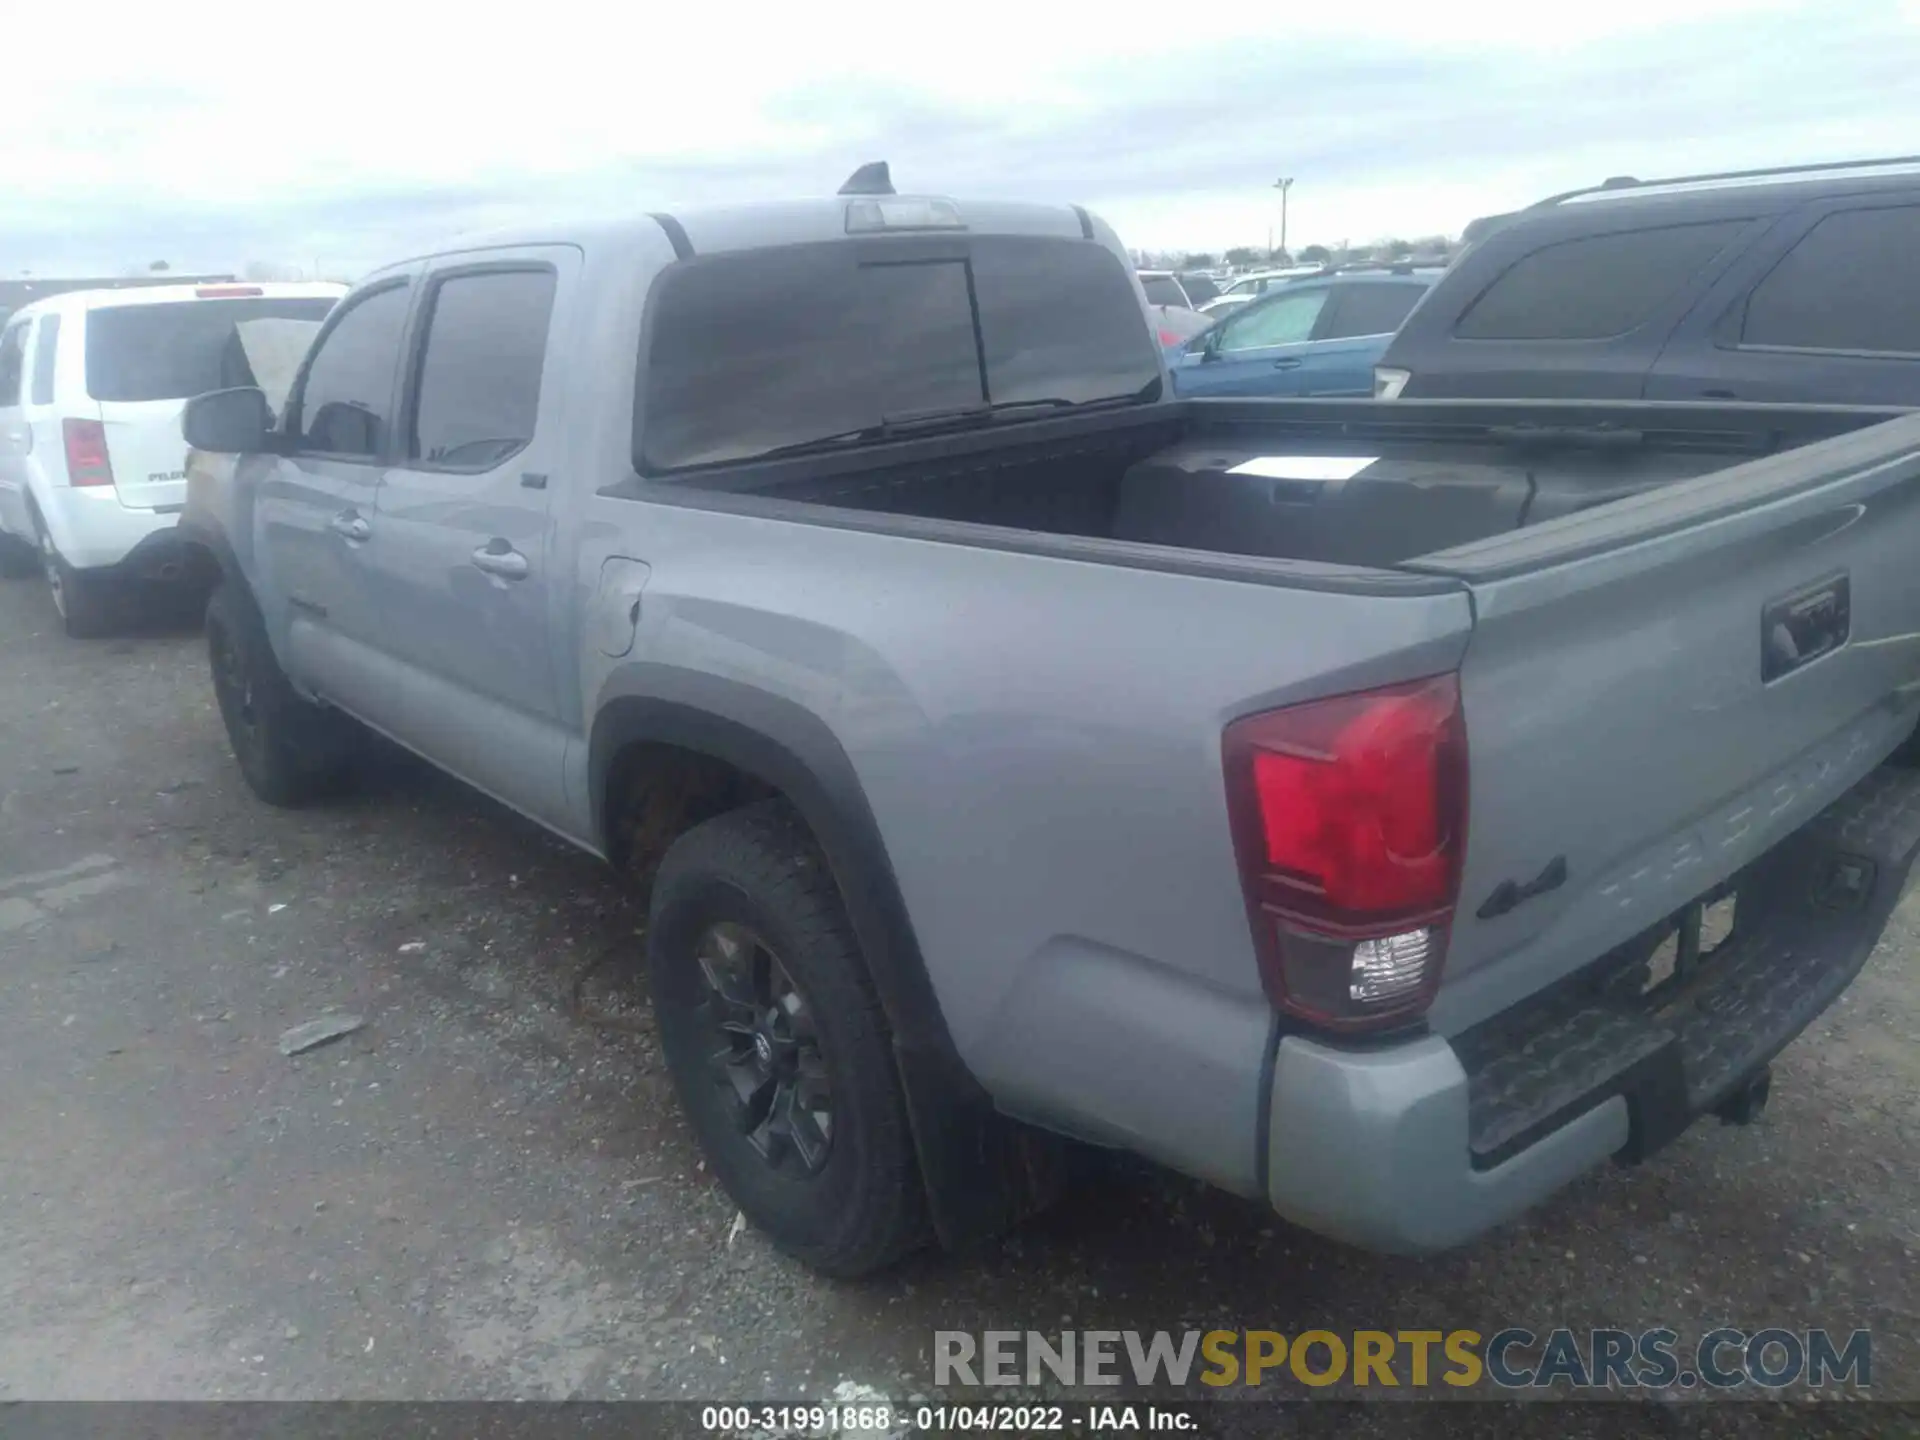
[[934, 1327, 1872, 1392]]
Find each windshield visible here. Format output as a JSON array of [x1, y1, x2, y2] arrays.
[[641, 237, 1164, 471], [85, 297, 337, 403]]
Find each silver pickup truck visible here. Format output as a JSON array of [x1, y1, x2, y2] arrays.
[[181, 169, 1920, 1277]]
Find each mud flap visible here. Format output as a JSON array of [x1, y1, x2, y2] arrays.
[[894, 1041, 1069, 1249]]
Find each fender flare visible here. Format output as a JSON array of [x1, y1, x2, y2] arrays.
[[177, 510, 245, 590], [589, 668, 1065, 1247]]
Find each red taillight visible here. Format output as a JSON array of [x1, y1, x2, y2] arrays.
[[1158, 329, 1181, 346], [63, 418, 115, 488], [1224, 674, 1467, 1031], [195, 285, 264, 298]]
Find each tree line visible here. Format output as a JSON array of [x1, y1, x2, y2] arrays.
[[1140, 235, 1455, 270]]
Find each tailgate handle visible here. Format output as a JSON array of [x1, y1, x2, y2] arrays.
[[1762, 573, 1850, 684], [1477, 854, 1569, 920]]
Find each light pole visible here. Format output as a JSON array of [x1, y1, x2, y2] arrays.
[[1273, 177, 1295, 259]]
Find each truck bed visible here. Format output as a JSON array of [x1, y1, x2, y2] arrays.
[[691, 398, 1903, 571]]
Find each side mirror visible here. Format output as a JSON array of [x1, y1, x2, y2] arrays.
[[183, 387, 273, 454], [1192, 329, 1221, 361]]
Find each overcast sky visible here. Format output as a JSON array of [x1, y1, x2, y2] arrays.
[[4, 0, 1918, 279]]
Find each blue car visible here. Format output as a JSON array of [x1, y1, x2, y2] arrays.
[[1169, 269, 1440, 398]]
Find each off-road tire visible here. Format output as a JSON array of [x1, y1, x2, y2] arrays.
[[648, 799, 931, 1276], [205, 581, 360, 806]]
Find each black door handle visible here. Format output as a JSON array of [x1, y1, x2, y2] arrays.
[[1701, 388, 1737, 400]]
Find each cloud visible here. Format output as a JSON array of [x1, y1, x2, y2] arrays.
[[1, 0, 1916, 275]]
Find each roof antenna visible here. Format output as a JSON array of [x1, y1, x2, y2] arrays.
[[838, 161, 895, 196]]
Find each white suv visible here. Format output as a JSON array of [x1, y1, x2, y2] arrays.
[[0, 281, 344, 634]]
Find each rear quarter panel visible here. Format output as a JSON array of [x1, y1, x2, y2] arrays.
[[578, 490, 1474, 1189]]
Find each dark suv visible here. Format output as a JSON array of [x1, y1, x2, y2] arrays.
[[1375, 157, 1920, 405]]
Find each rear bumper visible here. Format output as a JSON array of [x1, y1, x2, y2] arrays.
[[39, 485, 190, 574], [1265, 760, 1920, 1252]]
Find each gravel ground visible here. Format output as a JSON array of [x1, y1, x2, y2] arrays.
[[0, 570, 1914, 1433]]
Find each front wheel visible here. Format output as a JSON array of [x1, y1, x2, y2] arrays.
[[648, 800, 930, 1276], [205, 582, 359, 806]]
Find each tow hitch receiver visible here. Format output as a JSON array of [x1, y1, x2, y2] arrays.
[[1714, 1064, 1772, 1126]]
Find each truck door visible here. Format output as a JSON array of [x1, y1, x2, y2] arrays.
[[359, 249, 576, 833], [258, 276, 416, 737]]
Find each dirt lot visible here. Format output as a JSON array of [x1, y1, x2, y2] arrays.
[[0, 570, 1915, 1429]]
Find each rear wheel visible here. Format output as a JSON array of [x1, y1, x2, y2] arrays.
[[648, 800, 930, 1276], [206, 582, 359, 806], [33, 515, 115, 637]]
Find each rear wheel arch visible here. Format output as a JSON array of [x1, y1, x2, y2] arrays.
[[590, 673, 1068, 1249], [590, 681, 945, 1054]]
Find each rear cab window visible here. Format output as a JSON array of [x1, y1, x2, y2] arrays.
[[84, 296, 340, 403], [1452, 220, 1749, 340], [639, 236, 1163, 473]]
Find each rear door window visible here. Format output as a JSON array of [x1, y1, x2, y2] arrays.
[[1737, 205, 1920, 355], [29, 314, 59, 404], [85, 296, 340, 402], [641, 237, 1161, 472], [289, 284, 412, 458], [1318, 283, 1428, 340], [1453, 221, 1749, 340], [408, 268, 556, 469]]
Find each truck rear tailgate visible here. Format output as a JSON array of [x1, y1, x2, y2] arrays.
[[1410, 410, 1920, 1037]]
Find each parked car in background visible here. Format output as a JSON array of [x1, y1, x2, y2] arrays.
[[1176, 271, 1221, 306], [1132, 271, 1213, 349], [1152, 304, 1214, 352], [0, 274, 243, 330], [1214, 264, 1327, 302], [1137, 270, 1209, 310], [1375, 156, 1920, 403], [1199, 292, 1258, 318], [1171, 268, 1439, 397], [0, 281, 344, 634]]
